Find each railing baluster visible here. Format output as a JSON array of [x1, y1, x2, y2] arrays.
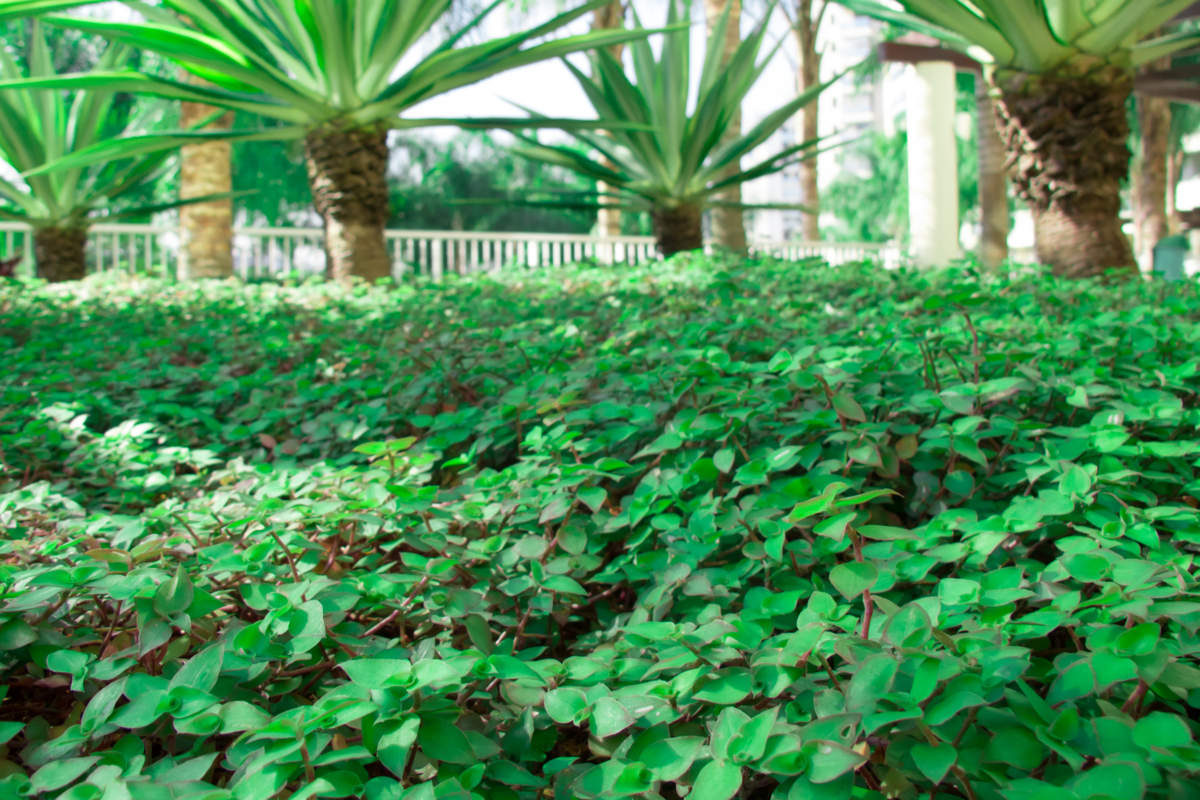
[[5, 222, 897, 281]]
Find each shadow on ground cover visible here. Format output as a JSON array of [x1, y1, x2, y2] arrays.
[[0, 257, 1198, 800]]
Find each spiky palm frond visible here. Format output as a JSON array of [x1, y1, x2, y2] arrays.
[[840, 0, 1200, 73], [509, 0, 832, 215], [0, 20, 244, 227]]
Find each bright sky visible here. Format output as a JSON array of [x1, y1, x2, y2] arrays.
[[405, 0, 800, 141]]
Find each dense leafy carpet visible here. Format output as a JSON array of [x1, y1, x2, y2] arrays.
[[1, 258, 1199, 800]]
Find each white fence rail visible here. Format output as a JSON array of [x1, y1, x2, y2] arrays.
[[0, 221, 1000, 280]]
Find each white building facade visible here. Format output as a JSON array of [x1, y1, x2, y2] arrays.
[[744, 6, 895, 243]]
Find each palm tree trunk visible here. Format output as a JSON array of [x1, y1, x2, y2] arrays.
[[704, 0, 746, 251], [35, 225, 88, 283], [975, 81, 1008, 269], [593, 0, 626, 239], [993, 66, 1135, 278], [792, 0, 823, 242], [1134, 91, 1171, 269], [652, 204, 703, 256], [1167, 146, 1184, 234], [305, 125, 392, 285], [178, 74, 234, 280]]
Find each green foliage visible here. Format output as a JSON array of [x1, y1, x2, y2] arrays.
[[820, 131, 908, 244], [228, 128, 600, 232], [3, 258, 1200, 799], [388, 133, 597, 234], [228, 112, 311, 228]]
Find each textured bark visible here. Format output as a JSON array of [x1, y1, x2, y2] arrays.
[[704, 0, 746, 251], [179, 73, 234, 280], [1033, 205, 1138, 280], [1168, 147, 1184, 234], [592, 0, 626, 239], [592, 0, 626, 56], [652, 205, 703, 256], [1134, 89, 1171, 267], [993, 65, 1136, 277], [791, 0, 824, 242], [975, 83, 1008, 269], [305, 126, 391, 284], [35, 226, 88, 283]]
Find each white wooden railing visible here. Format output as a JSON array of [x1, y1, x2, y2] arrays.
[[0, 221, 966, 279]]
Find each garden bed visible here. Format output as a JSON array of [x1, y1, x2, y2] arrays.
[[1, 258, 1198, 800]]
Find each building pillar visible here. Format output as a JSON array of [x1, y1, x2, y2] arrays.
[[906, 61, 958, 266]]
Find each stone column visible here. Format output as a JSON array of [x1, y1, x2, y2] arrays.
[[906, 61, 959, 267]]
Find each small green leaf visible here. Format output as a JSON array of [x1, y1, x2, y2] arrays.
[[641, 736, 705, 781], [340, 659, 411, 689], [378, 717, 421, 777], [29, 757, 99, 794], [690, 760, 742, 800], [578, 486, 607, 513], [152, 566, 194, 618], [169, 644, 223, 693], [829, 561, 878, 600], [803, 740, 867, 783], [591, 696, 635, 738], [417, 717, 476, 765], [910, 743, 956, 784], [831, 393, 866, 423], [545, 688, 589, 724], [464, 614, 494, 655]]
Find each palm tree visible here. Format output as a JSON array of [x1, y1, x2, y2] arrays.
[[0, 21, 240, 281], [703, 0, 747, 251], [506, 0, 829, 256], [591, 0, 627, 239], [841, 0, 1200, 278], [33, 0, 658, 284], [779, 0, 828, 243], [178, 73, 233, 280]]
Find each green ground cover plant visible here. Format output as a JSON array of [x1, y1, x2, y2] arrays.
[[1, 258, 1199, 800]]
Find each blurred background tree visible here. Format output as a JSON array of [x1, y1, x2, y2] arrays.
[[229, 129, 601, 233]]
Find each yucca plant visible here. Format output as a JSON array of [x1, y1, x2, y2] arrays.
[[841, 0, 1200, 277], [0, 21, 245, 282], [503, 0, 829, 255], [24, 0, 659, 284]]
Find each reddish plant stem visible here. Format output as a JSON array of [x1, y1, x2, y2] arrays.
[[861, 590, 874, 639], [363, 609, 401, 638], [268, 530, 302, 583], [1121, 679, 1149, 716]]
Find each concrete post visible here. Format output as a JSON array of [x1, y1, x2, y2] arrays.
[[906, 61, 959, 266]]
